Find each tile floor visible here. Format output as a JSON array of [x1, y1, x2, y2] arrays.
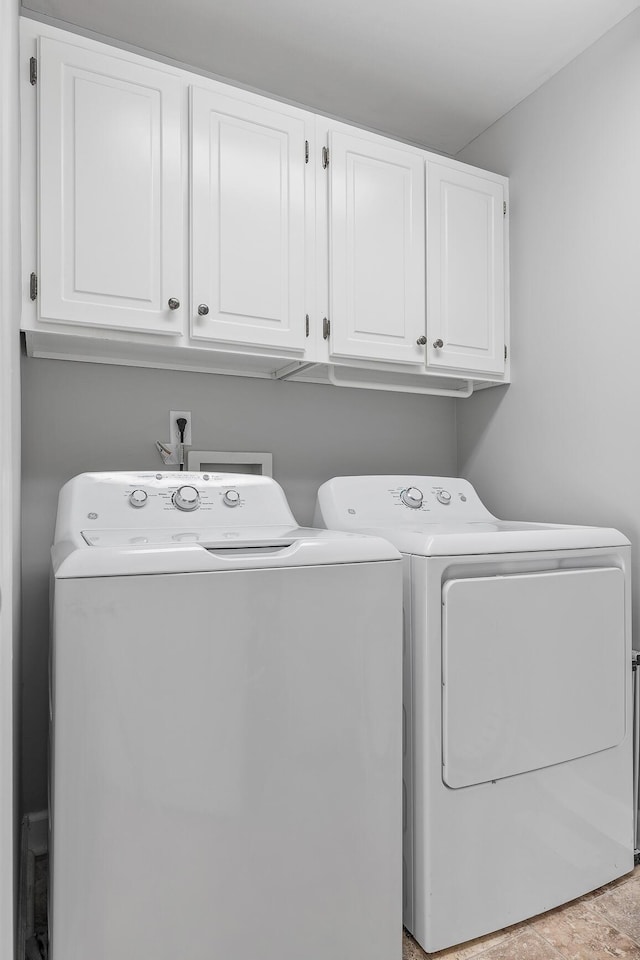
[[402, 865, 640, 960]]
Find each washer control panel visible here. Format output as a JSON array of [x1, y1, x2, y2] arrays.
[[129, 489, 148, 508], [223, 489, 241, 508], [121, 475, 245, 515], [56, 472, 298, 543], [172, 485, 201, 512], [315, 475, 494, 527], [400, 487, 424, 509]]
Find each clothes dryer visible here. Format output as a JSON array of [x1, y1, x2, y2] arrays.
[[50, 472, 403, 960], [315, 475, 634, 953]]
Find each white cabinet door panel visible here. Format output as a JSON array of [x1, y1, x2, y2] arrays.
[[427, 163, 505, 375], [329, 132, 425, 365], [191, 88, 308, 353], [39, 38, 184, 335]]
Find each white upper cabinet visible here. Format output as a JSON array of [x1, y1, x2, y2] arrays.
[[191, 87, 310, 353], [327, 129, 426, 365], [23, 22, 509, 393], [38, 37, 185, 335], [426, 162, 506, 376]]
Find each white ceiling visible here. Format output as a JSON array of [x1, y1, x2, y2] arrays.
[[22, 0, 640, 154]]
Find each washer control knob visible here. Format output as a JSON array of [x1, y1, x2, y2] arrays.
[[173, 485, 200, 511], [401, 487, 424, 509], [223, 489, 241, 508], [437, 490, 452, 505], [129, 489, 148, 508]]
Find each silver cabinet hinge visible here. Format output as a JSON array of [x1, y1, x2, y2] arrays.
[[305, 140, 309, 164], [504, 344, 508, 360], [322, 146, 329, 169], [322, 317, 330, 339], [30, 272, 38, 300], [30, 57, 37, 85], [503, 200, 507, 216], [305, 314, 309, 337]]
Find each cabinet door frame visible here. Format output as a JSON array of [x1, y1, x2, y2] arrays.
[[37, 36, 186, 336], [426, 161, 507, 376], [321, 121, 426, 366], [190, 86, 313, 356]]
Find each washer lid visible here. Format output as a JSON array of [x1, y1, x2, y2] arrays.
[[81, 524, 311, 548], [53, 526, 400, 577]]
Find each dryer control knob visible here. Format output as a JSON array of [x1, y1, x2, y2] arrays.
[[223, 489, 241, 507], [129, 489, 148, 508], [401, 487, 424, 508], [436, 490, 452, 505], [173, 485, 200, 511]]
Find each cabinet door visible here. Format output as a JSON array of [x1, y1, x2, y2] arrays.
[[191, 88, 308, 353], [426, 162, 505, 375], [39, 38, 185, 335], [328, 131, 426, 365]]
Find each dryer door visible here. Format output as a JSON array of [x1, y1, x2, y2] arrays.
[[441, 566, 626, 788]]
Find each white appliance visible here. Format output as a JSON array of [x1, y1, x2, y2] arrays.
[[315, 475, 635, 953], [50, 472, 403, 960]]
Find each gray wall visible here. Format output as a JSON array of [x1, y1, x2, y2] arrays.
[[21, 355, 456, 814], [456, 10, 640, 631]]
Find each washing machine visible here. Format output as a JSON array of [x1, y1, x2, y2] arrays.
[[50, 472, 403, 960], [315, 475, 635, 953]]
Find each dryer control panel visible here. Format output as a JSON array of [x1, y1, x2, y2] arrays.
[[315, 475, 495, 528]]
